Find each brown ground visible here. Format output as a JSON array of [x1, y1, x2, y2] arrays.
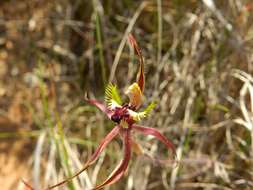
[[0, 116, 32, 190]]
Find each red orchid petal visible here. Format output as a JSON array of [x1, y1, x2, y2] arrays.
[[128, 34, 145, 92], [92, 129, 132, 190], [87, 125, 120, 165], [87, 99, 113, 118], [132, 125, 177, 161], [47, 126, 120, 189]]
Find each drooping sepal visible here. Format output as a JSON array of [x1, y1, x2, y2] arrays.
[[21, 179, 34, 190], [92, 129, 131, 190], [45, 126, 120, 190], [132, 125, 177, 161]]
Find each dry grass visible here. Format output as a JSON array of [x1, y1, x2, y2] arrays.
[[0, 0, 253, 189]]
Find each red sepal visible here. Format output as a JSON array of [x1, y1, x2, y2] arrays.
[[87, 99, 113, 119], [132, 125, 177, 161], [92, 129, 131, 190]]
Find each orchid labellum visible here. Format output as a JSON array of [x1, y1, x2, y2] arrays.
[[23, 34, 177, 190]]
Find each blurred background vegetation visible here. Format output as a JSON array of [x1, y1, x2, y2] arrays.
[[0, 0, 253, 189]]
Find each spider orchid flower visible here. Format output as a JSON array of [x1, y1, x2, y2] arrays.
[[23, 34, 177, 190]]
